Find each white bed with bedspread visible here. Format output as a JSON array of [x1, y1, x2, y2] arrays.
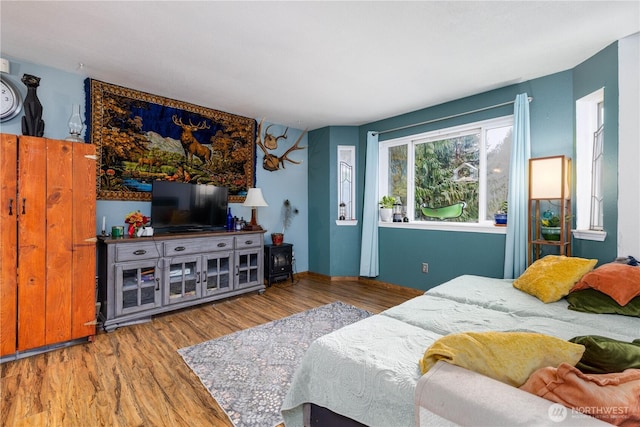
[[281, 257, 640, 426]]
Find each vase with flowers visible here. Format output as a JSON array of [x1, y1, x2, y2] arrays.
[[125, 210, 150, 238]]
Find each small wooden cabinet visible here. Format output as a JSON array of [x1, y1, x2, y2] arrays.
[[1, 134, 96, 361], [98, 232, 264, 331]]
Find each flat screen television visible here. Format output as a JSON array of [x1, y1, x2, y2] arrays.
[[151, 181, 228, 234]]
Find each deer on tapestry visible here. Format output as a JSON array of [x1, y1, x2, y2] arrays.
[[172, 115, 212, 166], [136, 156, 161, 171]]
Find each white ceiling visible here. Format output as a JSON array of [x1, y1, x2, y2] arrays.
[[1, 1, 638, 130]]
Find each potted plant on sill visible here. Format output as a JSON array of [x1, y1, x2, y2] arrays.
[[379, 195, 395, 222], [494, 201, 508, 226], [272, 199, 298, 246]]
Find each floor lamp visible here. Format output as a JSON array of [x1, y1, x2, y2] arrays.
[[528, 155, 571, 264]]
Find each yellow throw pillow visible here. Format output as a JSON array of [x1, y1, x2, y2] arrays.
[[513, 255, 597, 303], [419, 331, 585, 387]]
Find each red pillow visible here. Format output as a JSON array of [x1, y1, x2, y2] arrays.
[[570, 263, 640, 306]]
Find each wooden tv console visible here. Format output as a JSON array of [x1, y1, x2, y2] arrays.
[[97, 231, 265, 331]]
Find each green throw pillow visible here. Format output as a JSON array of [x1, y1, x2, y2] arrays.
[[566, 289, 640, 317], [569, 335, 640, 374]]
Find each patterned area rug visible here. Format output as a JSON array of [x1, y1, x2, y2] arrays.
[[178, 301, 372, 427]]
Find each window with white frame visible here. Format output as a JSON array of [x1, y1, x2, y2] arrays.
[[575, 88, 606, 240], [379, 116, 513, 227], [337, 145, 356, 221]]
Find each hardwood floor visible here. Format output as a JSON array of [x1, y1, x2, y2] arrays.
[[1, 274, 422, 427]]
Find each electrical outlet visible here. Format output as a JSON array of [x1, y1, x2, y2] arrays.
[[421, 263, 429, 274]]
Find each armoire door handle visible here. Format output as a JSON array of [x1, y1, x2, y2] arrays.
[[8, 199, 13, 215]]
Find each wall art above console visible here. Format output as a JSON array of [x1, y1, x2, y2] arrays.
[[85, 79, 256, 202]]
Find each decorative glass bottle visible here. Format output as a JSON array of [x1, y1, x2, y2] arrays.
[[65, 104, 84, 142], [393, 198, 404, 222], [226, 208, 233, 231]]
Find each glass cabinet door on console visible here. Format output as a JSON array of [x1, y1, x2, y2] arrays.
[[164, 255, 202, 305], [235, 248, 261, 290], [202, 251, 234, 297], [115, 261, 162, 316]]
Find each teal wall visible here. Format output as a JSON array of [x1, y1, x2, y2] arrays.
[[571, 43, 619, 264], [379, 228, 506, 289], [354, 75, 580, 289], [328, 127, 361, 276], [308, 127, 332, 274], [308, 126, 362, 276], [528, 72, 574, 158], [308, 43, 620, 291]]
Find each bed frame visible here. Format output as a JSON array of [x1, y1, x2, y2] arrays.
[[306, 403, 366, 426]]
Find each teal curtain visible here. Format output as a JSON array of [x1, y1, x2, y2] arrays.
[[359, 131, 379, 277], [504, 93, 531, 278]]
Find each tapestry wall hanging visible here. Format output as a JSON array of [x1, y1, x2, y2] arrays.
[[85, 79, 256, 202]]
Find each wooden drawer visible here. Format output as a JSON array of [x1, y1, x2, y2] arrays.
[[235, 234, 262, 250], [115, 242, 161, 262], [164, 236, 234, 256]]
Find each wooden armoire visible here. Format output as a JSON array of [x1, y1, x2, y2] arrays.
[[0, 134, 97, 360]]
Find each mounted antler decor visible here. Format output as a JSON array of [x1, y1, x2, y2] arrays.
[[256, 118, 307, 172], [263, 124, 288, 150]]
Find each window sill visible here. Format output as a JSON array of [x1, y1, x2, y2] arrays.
[[378, 221, 506, 234], [336, 220, 358, 226], [572, 229, 607, 241]]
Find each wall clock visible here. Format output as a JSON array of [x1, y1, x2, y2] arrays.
[[1, 76, 23, 122]]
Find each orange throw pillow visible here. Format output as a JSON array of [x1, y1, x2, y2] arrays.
[[570, 263, 640, 306]]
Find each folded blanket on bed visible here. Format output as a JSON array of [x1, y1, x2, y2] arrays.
[[520, 363, 640, 426], [419, 331, 585, 387], [416, 361, 610, 426]]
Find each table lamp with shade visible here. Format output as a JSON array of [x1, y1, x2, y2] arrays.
[[242, 188, 268, 231]]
